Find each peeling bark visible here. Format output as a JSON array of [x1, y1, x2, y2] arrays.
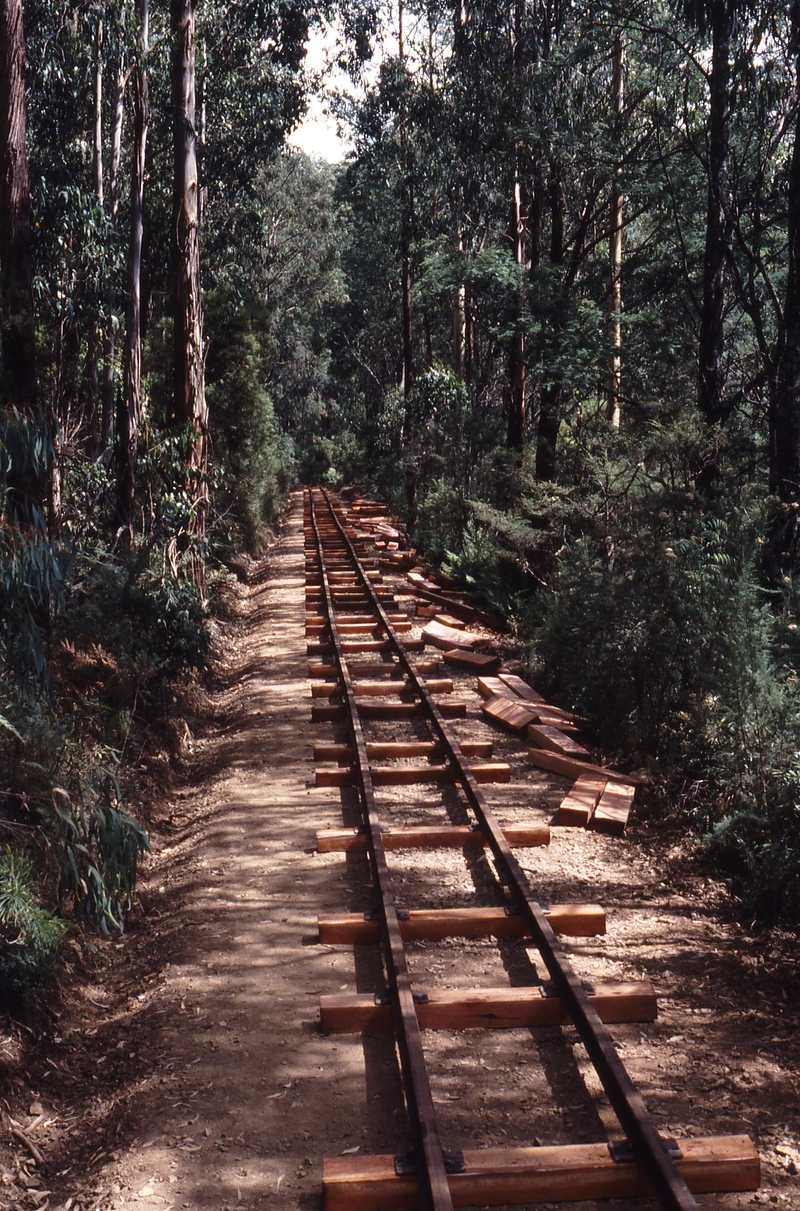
[[0, 0, 44, 528], [697, 3, 731, 425], [0, 0, 35, 410], [767, 2, 800, 577], [172, 0, 208, 592], [117, 0, 149, 538], [606, 31, 624, 429], [87, 16, 104, 457], [101, 49, 127, 450]]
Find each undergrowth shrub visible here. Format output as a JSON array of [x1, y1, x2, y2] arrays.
[[414, 480, 470, 566], [0, 846, 67, 1008], [205, 288, 296, 551], [706, 777, 800, 924], [123, 563, 210, 678], [40, 780, 150, 933], [0, 406, 68, 694], [0, 430, 202, 987], [302, 429, 364, 488], [0, 703, 151, 935], [0, 405, 156, 1004], [411, 413, 800, 927], [533, 426, 800, 925]]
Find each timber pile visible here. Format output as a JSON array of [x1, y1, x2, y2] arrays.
[[346, 499, 419, 568], [421, 620, 488, 651], [349, 496, 638, 836], [442, 648, 502, 674], [351, 495, 638, 835], [474, 670, 636, 836], [406, 569, 504, 630]]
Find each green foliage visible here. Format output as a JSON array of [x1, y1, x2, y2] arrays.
[[525, 422, 800, 926], [0, 846, 67, 1007], [407, 412, 800, 927], [0, 407, 67, 692], [706, 782, 800, 926], [301, 430, 364, 488], [205, 287, 296, 551], [238, 154, 348, 484], [415, 479, 470, 566], [123, 566, 210, 677], [0, 703, 151, 936], [38, 777, 149, 935], [414, 479, 510, 614], [61, 541, 211, 708], [538, 495, 785, 774]]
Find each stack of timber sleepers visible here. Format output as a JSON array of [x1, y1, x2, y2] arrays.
[[479, 679, 589, 758], [528, 750, 638, 836], [421, 619, 489, 651], [406, 567, 504, 631], [442, 648, 502, 674], [477, 670, 637, 836], [555, 774, 636, 835], [347, 500, 418, 567]]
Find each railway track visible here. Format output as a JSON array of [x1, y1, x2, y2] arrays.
[[303, 486, 760, 1211]]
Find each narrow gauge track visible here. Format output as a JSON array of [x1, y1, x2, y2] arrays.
[[304, 487, 759, 1211]]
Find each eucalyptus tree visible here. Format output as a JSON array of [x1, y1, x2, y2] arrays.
[[0, 0, 52, 542], [337, 0, 640, 489], [198, 0, 312, 281], [171, 0, 208, 591], [768, 1, 800, 572], [670, 0, 758, 425], [102, 8, 129, 450], [606, 28, 625, 427], [117, 0, 149, 541], [0, 0, 36, 419]]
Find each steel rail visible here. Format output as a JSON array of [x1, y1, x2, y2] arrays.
[[307, 490, 454, 1211], [317, 487, 701, 1211]]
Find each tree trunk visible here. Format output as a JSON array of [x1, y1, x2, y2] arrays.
[[529, 164, 544, 272], [453, 281, 466, 376], [87, 324, 100, 455], [87, 16, 104, 457], [401, 227, 416, 525], [767, 2, 800, 576], [0, 0, 35, 412], [93, 19, 104, 207], [535, 169, 564, 481], [452, 203, 466, 378], [606, 30, 624, 429], [450, 20, 467, 383], [398, 0, 416, 525], [101, 49, 126, 450], [0, 0, 44, 528], [464, 291, 474, 386], [507, 173, 527, 449], [697, 2, 731, 425], [506, 0, 527, 451], [401, 233, 413, 396], [172, 0, 208, 593], [117, 0, 149, 540]]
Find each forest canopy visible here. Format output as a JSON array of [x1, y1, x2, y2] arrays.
[[1, 0, 800, 1000]]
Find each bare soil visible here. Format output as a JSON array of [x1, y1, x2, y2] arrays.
[[1, 491, 798, 1211]]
